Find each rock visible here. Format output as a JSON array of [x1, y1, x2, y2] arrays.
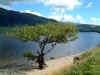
[[73, 56, 80, 64]]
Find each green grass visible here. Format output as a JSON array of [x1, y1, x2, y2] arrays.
[[53, 45, 100, 75], [92, 65, 100, 71]]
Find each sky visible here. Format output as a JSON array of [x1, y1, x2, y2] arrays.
[[0, 0, 100, 25]]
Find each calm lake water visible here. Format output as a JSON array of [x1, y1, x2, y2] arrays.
[[0, 32, 100, 61]]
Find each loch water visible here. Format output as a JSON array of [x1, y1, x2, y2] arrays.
[[0, 32, 100, 62]]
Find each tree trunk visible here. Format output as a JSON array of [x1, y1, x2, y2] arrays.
[[37, 40, 46, 69], [37, 47, 45, 69], [39, 54, 44, 69], [37, 53, 45, 69]]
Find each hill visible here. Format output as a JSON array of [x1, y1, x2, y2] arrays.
[[0, 8, 100, 32], [0, 8, 56, 27], [76, 23, 100, 32], [64, 22, 100, 32]]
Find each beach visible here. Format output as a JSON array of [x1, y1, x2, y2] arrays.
[[25, 53, 81, 75]]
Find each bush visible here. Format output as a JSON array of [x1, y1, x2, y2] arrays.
[[50, 57, 55, 60], [23, 51, 36, 60]]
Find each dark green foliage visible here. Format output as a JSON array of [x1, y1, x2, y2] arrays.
[[7, 22, 78, 43], [50, 57, 55, 60], [65, 60, 94, 75], [23, 51, 36, 60]]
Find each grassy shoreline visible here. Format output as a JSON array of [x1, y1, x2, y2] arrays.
[[53, 45, 100, 75]]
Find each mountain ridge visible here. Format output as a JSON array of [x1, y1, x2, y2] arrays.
[[0, 8, 100, 32], [0, 8, 56, 27]]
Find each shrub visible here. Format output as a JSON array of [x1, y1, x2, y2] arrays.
[[23, 51, 36, 60]]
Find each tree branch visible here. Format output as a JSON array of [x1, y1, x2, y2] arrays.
[[44, 42, 56, 55]]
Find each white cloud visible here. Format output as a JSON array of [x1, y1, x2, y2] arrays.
[[42, 0, 82, 10], [63, 14, 74, 21], [0, 0, 40, 6], [48, 13, 85, 23], [43, 0, 82, 23], [86, 2, 93, 8], [0, 4, 11, 9], [90, 17, 97, 22], [61, 8, 65, 13], [75, 14, 85, 23], [0, 0, 82, 13], [0, 0, 82, 10], [22, 10, 42, 16], [90, 17, 100, 23], [48, 11, 75, 22], [48, 14, 62, 21]]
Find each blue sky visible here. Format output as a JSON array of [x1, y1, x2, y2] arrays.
[[0, 0, 100, 25]]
